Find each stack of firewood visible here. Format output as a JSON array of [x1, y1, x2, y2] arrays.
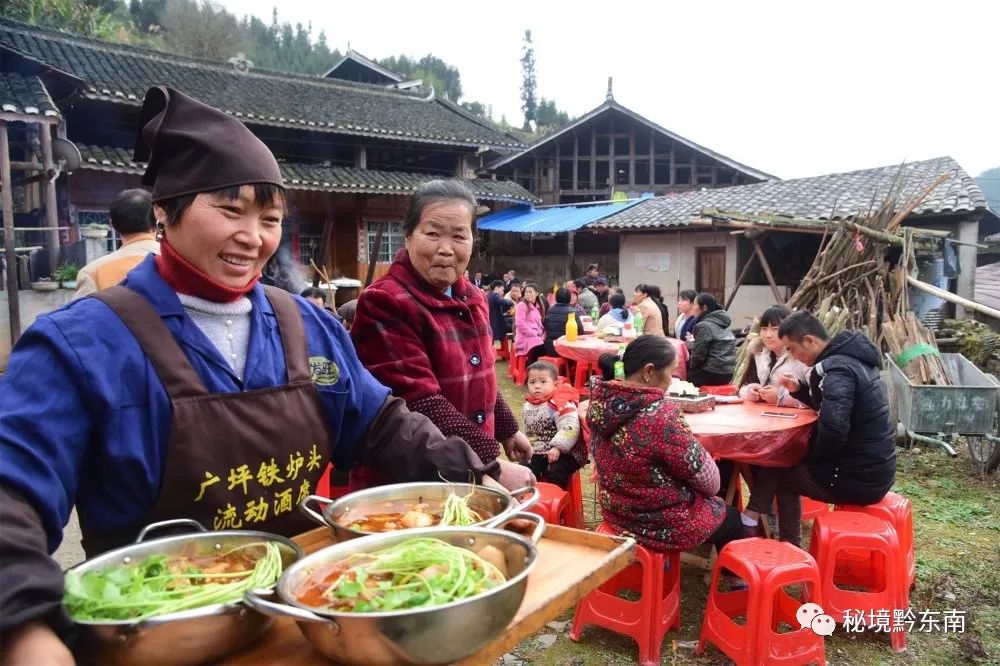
[[883, 312, 952, 385]]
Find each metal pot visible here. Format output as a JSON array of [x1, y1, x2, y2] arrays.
[[67, 519, 303, 666], [299, 481, 539, 542], [244, 513, 545, 665]]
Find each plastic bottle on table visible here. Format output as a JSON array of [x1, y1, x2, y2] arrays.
[[565, 313, 578, 342], [591, 305, 599, 321], [633, 308, 644, 335]]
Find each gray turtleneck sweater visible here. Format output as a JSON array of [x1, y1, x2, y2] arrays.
[[177, 293, 253, 380]]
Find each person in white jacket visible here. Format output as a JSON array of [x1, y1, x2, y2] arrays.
[[738, 305, 811, 408]]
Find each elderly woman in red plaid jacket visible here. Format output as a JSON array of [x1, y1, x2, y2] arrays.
[[351, 180, 536, 491]]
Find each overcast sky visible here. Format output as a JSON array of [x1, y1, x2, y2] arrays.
[[216, 0, 998, 180]]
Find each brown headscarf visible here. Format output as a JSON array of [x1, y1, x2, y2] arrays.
[[134, 86, 283, 202]]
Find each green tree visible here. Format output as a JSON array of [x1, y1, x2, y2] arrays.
[[520, 29, 537, 131], [7, 0, 141, 41], [160, 0, 244, 61], [536, 98, 570, 130], [378, 54, 462, 99], [977, 167, 1000, 211]]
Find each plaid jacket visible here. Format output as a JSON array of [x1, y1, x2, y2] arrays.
[[352, 249, 518, 464]]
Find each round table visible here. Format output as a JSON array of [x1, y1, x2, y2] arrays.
[[684, 403, 817, 467], [553, 335, 689, 380]]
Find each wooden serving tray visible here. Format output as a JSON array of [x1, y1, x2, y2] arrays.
[[221, 524, 636, 665]]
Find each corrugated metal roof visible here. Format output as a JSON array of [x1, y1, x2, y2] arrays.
[[478, 196, 651, 233]]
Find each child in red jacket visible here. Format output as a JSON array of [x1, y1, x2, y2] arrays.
[[522, 361, 587, 489], [588, 335, 744, 553]]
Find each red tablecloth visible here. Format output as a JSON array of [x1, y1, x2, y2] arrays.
[[684, 403, 817, 467], [553, 336, 689, 380]]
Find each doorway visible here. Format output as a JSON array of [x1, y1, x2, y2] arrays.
[[696, 247, 726, 303]]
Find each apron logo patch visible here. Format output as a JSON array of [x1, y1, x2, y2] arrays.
[[309, 356, 341, 386]]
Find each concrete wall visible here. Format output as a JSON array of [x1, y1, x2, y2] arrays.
[[1, 290, 74, 371], [618, 231, 791, 331]]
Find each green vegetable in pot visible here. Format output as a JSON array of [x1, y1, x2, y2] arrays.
[[64, 541, 283, 621]]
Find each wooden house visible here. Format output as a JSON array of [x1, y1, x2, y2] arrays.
[[0, 19, 535, 285]]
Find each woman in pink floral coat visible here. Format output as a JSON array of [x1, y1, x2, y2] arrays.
[[588, 335, 745, 552]]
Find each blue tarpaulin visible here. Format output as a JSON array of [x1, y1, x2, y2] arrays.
[[478, 195, 651, 233]]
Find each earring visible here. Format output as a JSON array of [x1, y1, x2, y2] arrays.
[[155, 221, 165, 242]]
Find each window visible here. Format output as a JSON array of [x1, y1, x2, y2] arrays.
[[595, 137, 610, 156], [614, 137, 630, 156], [298, 231, 323, 267], [595, 161, 610, 187], [654, 160, 671, 184], [635, 159, 651, 185], [366, 221, 404, 264], [559, 160, 574, 189], [577, 161, 591, 189]]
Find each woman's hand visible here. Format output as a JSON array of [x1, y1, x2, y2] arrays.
[[495, 460, 536, 490], [503, 432, 533, 463], [546, 448, 561, 464], [1, 621, 73, 666], [778, 373, 800, 392], [758, 385, 781, 405]]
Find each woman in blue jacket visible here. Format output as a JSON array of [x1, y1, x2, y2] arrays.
[[0, 87, 501, 664]]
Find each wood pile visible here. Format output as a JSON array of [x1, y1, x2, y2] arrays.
[[883, 313, 951, 385]]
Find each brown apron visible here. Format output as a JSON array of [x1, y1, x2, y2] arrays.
[[82, 285, 331, 555]]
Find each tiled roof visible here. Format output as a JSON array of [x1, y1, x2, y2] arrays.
[[0, 20, 524, 150], [975, 262, 1000, 313], [0, 71, 58, 118], [77, 144, 538, 204], [591, 157, 987, 230]]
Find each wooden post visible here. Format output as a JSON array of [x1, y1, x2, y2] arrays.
[[364, 222, 383, 288], [649, 129, 655, 187], [572, 131, 578, 191], [590, 127, 596, 198], [752, 239, 784, 303], [669, 144, 676, 185], [725, 251, 757, 310], [39, 124, 60, 273], [628, 126, 635, 188], [1, 121, 21, 343], [566, 231, 575, 280]]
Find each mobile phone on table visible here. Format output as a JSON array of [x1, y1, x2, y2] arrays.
[[761, 411, 798, 419]]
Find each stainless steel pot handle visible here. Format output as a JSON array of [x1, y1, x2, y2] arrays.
[[134, 519, 207, 543], [299, 495, 335, 527], [495, 512, 546, 544], [509, 485, 540, 511], [244, 590, 339, 630]]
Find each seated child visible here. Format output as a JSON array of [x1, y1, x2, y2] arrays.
[[522, 361, 585, 489], [587, 335, 744, 553]]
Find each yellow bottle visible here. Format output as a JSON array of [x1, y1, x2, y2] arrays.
[[566, 313, 578, 341]]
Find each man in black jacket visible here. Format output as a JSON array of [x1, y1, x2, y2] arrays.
[[487, 280, 514, 342], [741, 311, 896, 545]]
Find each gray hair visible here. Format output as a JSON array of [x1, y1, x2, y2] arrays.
[[404, 179, 478, 236]]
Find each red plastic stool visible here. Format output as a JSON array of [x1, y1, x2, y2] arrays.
[[835, 492, 915, 591], [808, 512, 907, 652], [566, 470, 585, 529], [526, 482, 572, 526], [571, 522, 681, 666], [537, 355, 570, 379], [511, 354, 529, 385], [573, 360, 599, 394], [801, 497, 831, 522], [697, 538, 825, 666], [497, 334, 511, 361]]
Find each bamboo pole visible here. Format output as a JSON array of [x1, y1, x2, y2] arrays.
[[39, 125, 60, 274], [752, 239, 783, 303], [905, 275, 1000, 321], [725, 252, 757, 310]]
